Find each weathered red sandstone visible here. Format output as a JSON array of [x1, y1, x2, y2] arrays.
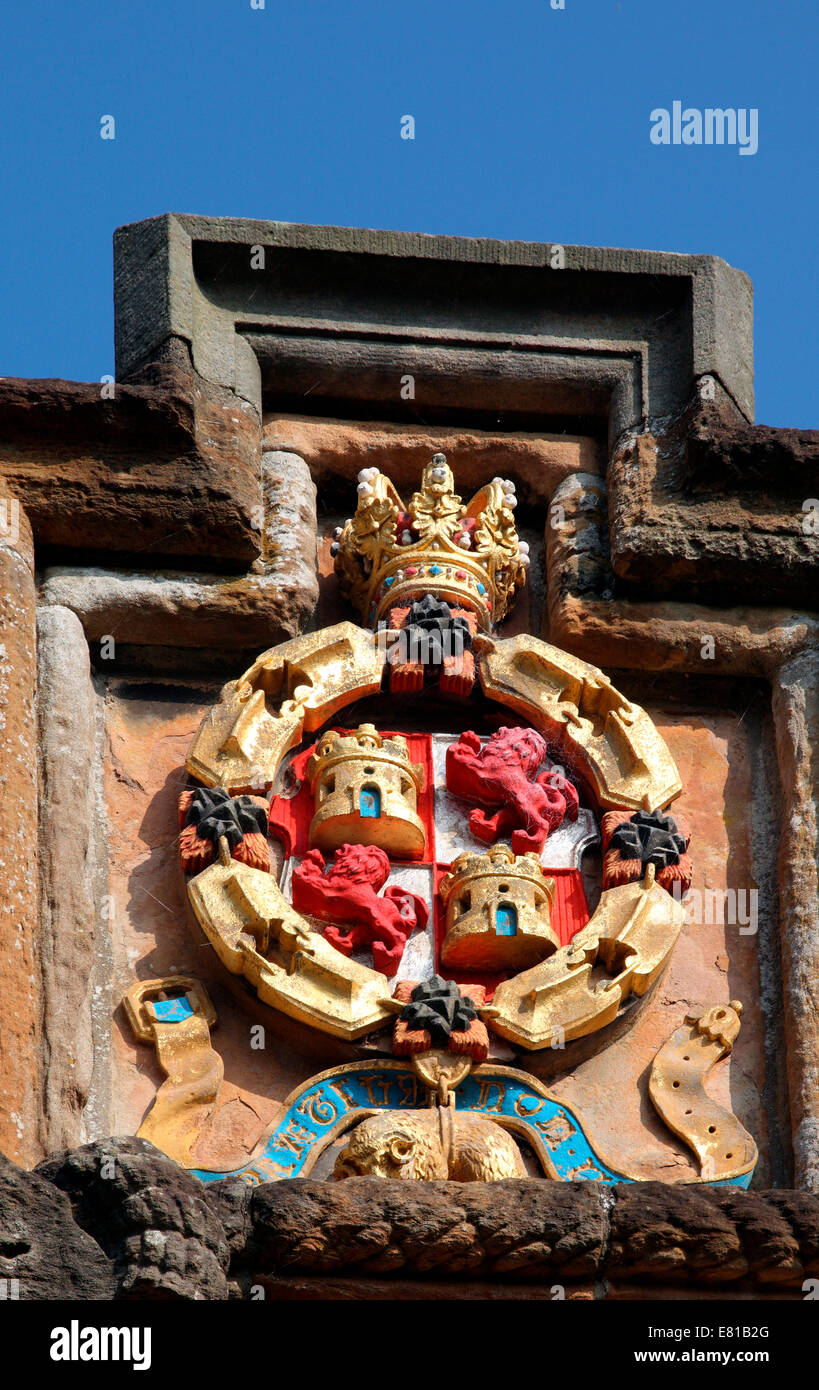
[[0, 508, 41, 1165], [0, 1142, 805, 1298], [0, 366, 262, 564], [0, 218, 816, 1306]]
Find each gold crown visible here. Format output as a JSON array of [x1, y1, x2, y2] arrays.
[[331, 454, 529, 631], [439, 844, 557, 972]]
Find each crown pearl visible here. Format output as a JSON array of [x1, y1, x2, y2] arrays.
[[330, 542, 340, 556], [456, 533, 472, 549], [518, 540, 530, 554], [333, 526, 343, 539], [401, 529, 413, 544]]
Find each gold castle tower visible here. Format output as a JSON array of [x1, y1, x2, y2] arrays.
[[439, 844, 558, 971], [306, 723, 426, 859]]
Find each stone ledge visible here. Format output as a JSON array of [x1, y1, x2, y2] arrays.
[[113, 214, 754, 427], [684, 399, 819, 495], [39, 565, 315, 650], [608, 395, 819, 606], [243, 1178, 819, 1292], [546, 471, 819, 675], [263, 414, 601, 503], [1, 1139, 816, 1299]]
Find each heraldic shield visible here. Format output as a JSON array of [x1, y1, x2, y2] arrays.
[[125, 454, 757, 1189]]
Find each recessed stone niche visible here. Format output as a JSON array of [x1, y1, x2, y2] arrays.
[[83, 398, 782, 1185]]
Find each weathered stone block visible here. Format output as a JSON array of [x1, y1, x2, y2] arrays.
[[0, 367, 262, 564], [0, 1150, 115, 1299]]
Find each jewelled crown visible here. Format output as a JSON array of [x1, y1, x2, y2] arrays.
[[331, 453, 529, 630]]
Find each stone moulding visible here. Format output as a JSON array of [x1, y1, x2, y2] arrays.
[[243, 1175, 819, 1294], [34, 446, 319, 649], [607, 397, 819, 607], [8, 1139, 819, 1299], [39, 564, 316, 650], [113, 213, 754, 432], [0, 367, 263, 565], [36, 605, 106, 1154], [0, 511, 40, 1166]]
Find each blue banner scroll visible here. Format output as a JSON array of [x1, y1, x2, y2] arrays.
[[191, 1062, 755, 1189]]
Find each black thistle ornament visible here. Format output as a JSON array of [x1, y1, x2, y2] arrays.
[[404, 594, 472, 667], [399, 974, 477, 1045], [184, 787, 268, 849], [609, 810, 686, 869]]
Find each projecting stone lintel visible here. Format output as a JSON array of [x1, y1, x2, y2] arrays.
[[113, 213, 754, 430], [14, 1145, 819, 1299]]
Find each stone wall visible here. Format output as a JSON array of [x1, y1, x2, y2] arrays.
[[0, 217, 816, 1299]]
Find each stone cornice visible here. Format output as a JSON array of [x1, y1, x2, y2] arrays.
[[11, 1139, 818, 1299]]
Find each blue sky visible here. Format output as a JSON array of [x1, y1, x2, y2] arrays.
[[1, 0, 815, 426]]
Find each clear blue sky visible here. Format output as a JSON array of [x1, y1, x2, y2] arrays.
[[2, 0, 816, 426]]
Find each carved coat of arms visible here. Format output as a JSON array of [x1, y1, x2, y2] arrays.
[[126, 455, 757, 1189]]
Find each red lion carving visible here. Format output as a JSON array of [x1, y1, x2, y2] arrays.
[[446, 726, 580, 855], [292, 844, 428, 978]]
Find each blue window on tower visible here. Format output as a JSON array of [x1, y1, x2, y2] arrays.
[[360, 785, 381, 818], [495, 902, 517, 936]]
